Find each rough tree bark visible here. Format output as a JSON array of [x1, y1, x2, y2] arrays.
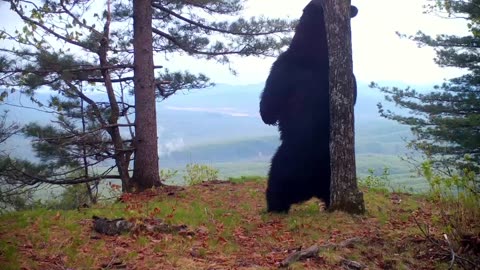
[[132, 0, 161, 191], [322, 0, 365, 214]]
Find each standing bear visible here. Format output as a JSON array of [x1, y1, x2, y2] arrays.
[[260, 0, 358, 213]]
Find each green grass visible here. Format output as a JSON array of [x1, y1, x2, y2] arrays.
[[0, 240, 20, 270], [1, 179, 475, 269], [161, 154, 429, 192], [227, 175, 265, 184]]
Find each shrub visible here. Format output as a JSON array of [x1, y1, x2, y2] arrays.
[[160, 168, 178, 183], [183, 164, 219, 186], [423, 161, 479, 234], [44, 184, 92, 210], [358, 167, 390, 193], [0, 188, 34, 213], [422, 160, 479, 264], [228, 175, 264, 184]]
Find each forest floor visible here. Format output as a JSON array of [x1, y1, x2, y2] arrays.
[[0, 177, 477, 269]]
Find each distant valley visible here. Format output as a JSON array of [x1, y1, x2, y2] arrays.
[[1, 81, 426, 189]]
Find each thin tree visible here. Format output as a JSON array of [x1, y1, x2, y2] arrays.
[[0, 0, 296, 192], [0, 0, 136, 191], [0, 111, 29, 210], [321, 0, 365, 214], [21, 88, 108, 202]]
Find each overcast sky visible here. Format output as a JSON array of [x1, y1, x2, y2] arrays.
[[152, 0, 469, 86], [0, 0, 469, 86]]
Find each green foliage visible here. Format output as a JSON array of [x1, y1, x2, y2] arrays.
[[103, 182, 123, 202], [160, 168, 178, 182], [0, 188, 34, 214], [40, 184, 91, 210], [423, 160, 479, 213], [422, 160, 480, 258], [1, 180, 477, 269], [114, 0, 295, 65], [0, 0, 297, 192], [227, 175, 264, 184], [358, 167, 391, 193], [0, 111, 53, 211], [58, 184, 92, 210], [0, 111, 19, 145], [183, 163, 219, 186], [0, 240, 19, 270], [370, 3, 480, 256], [371, 0, 480, 173], [155, 69, 214, 99]]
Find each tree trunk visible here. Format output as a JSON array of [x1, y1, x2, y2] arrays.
[[132, 0, 161, 191], [322, 0, 365, 214], [96, 4, 133, 192]]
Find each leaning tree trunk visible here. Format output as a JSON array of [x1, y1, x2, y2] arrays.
[[322, 0, 365, 214], [132, 0, 161, 191]]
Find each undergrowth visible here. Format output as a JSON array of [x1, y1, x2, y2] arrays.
[[183, 163, 219, 185], [421, 161, 480, 268], [1, 176, 478, 269], [1, 163, 479, 269]]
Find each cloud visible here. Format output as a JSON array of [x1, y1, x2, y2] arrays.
[[159, 138, 185, 156]]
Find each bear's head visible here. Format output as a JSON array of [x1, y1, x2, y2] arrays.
[[288, 1, 358, 62], [309, 0, 358, 18]]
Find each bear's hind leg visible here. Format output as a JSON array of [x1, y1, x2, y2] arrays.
[[266, 189, 291, 213], [266, 143, 313, 213]]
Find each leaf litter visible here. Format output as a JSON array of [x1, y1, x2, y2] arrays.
[[0, 180, 477, 269]]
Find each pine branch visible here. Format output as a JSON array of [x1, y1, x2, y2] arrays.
[[151, 2, 290, 36], [152, 28, 246, 56], [59, 0, 102, 36], [64, 81, 108, 126], [9, 2, 91, 51]]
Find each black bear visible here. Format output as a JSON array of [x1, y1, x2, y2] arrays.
[[260, 1, 358, 213]]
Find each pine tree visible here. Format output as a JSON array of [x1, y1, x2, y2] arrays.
[[0, 0, 295, 192], [372, 0, 480, 175], [22, 92, 113, 201], [131, 0, 161, 191]]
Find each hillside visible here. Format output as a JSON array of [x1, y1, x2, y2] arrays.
[[0, 179, 472, 269], [2, 82, 424, 188], [2, 81, 410, 157], [161, 119, 411, 167]]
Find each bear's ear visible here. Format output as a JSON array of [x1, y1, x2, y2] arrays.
[[350, 6, 358, 18], [309, 0, 359, 18]]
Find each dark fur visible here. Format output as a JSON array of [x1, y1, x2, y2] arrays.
[[260, 2, 357, 212]]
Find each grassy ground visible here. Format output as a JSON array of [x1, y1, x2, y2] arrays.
[[0, 178, 471, 269]]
